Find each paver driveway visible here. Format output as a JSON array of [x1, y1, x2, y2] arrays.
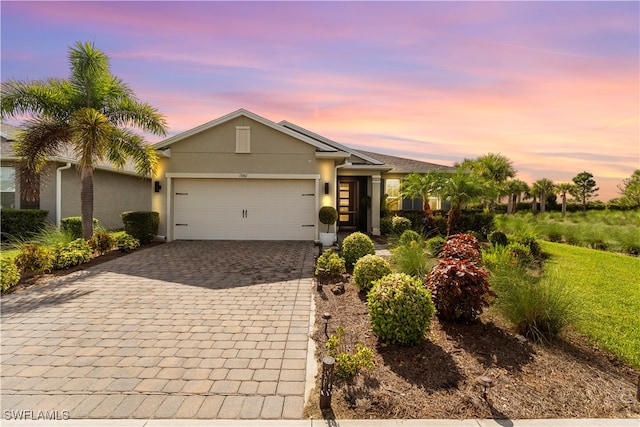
[[1, 241, 316, 420]]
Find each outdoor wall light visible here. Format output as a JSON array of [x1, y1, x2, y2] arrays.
[[154, 181, 162, 192], [324, 182, 330, 195]]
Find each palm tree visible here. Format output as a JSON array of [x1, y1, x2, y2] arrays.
[[503, 179, 529, 214], [400, 171, 444, 235], [555, 182, 575, 217], [458, 153, 516, 210], [439, 169, 483, 236], [531, 178, 555, 213], [1, 41, 167, 238]]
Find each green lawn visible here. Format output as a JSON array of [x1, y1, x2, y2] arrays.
[[541, 241, 640, 368]]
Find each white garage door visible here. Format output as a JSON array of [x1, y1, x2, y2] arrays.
[[173, 178, 316, 240]]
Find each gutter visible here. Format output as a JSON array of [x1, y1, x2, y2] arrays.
[[56, 162, 72, 228]]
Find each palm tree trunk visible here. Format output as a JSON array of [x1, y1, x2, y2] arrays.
[[447, 208, 460, 236], [80, 166, 94, 239], [561, 193, 567, 217], [540, 191, 546, 213], [531, 196, 537, 213], [423, 201, 440, 235]]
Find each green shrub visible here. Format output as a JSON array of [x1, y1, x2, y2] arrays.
[[425, 236, 446, 257], [489, 231, 508, 247], [319, 206, 338, 232], [380, 217, 393, 235], [513, 232, 542, 258], [440, 233, 481, 262], [51, 239, 93, 270], [120, 211, 159, 244], [391, 216, 412, 236], [367, 273, 435, 346], [397, 230, 423, 247], [506, 242, 534, 267], [88, 231, 115, 255], [482, 244, 515, 272], [425, 258, 494, 322], [492, 271, 574, 343], [1, 258, 20, 291], [114, 233, 140, 252], [14, 243, 53, 276], [353, 254, 392, 293], [60, 217, 99, 239], [341, 232, 375, 267], [315, 249, 346, 283], [326, 326, 375, 379], [0, 209, 49, 240], [390, 241, 429, 277]]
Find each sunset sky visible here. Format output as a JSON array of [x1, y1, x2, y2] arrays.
[[1, 1, 638, 201]]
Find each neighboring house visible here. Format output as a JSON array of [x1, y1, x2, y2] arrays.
[[152, 109, 454, 241], [0, 123, 151, 230]]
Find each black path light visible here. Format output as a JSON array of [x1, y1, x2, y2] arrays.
[[476, 375, 494, 399], [322, 312, 332, 338]]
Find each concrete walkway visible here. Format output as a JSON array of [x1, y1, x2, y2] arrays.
[[1, 241, 316, 420]]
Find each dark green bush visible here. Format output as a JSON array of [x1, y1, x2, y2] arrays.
[[0, 209, 48, 240], [114, 233, 140, 252], [51, 239, 93, 270], [353, 254, 392, 293], [315, 249, 346, 283], [489, 231, 508, 247], [319, 206, 338, 232], [1, 258, 20, 291], [425, 258, 494, 322], [489, 230, 508, 247], [88, 232, 115, 255], [341, 232, 375, 267], [367, 273, 435, 346], [14, 243, 53, 276], [380, 217, 393, 235], [425, 236, 446, 257], [120, 211, 159, 244], [514, 232, 542, 258], [61, 216, 99, 239]]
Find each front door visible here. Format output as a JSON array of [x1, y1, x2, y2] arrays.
[[337, 178, 369, 231]]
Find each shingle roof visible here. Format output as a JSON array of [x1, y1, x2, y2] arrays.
[[357, 150, 455, 174]]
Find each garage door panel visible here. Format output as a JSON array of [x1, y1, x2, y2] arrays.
[[173, 178, 315, 240]]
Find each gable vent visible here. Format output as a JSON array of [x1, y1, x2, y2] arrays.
[[236, 126, 250, 153]]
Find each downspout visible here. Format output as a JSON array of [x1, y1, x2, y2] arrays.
[[56, 163, 72, 228]]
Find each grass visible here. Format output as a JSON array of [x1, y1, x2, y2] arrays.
[[540, 241, 640, 368], [494, 210, 640, 254]]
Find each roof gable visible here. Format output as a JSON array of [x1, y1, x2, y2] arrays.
[[154, 109, 338, 152]]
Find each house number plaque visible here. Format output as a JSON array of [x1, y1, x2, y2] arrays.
[[239, 173, 248, 178]]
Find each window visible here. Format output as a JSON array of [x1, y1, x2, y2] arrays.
[[235, 126, 250, 153], [1, 166, 16, 209], [385, 179, 400, 210]]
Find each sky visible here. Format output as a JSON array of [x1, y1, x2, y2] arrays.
[[1, 1, 638, 201]]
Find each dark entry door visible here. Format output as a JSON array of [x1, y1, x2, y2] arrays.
[[338, 178, 360, 230]]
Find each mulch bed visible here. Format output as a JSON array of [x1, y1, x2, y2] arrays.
[[304, 275, 640, 420], [3, 241, 164, 295]]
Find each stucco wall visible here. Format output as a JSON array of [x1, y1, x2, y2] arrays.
[[58, 166, 151, 230]]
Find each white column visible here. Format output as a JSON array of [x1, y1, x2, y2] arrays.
[[371, 175, 381, 236]]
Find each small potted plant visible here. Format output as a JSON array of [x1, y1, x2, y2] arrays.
[[319, 206, 338, 247]]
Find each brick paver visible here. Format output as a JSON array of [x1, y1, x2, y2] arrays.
[[0, 241, 315, 419]]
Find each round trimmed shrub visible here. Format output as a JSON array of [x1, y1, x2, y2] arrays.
[[1, 258, 20, 291], [391, 216, 412, 236], [398, 230, 423, 247], [319, 206, 338, 232], [367, 273, 435, 346], [425, 258, 494, 322], [489, 231, 508, 247], [341, 232, 375, 267], [61, 216, 99, 239], [353, 254, 392, 293]]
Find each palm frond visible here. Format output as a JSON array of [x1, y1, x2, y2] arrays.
[[107, 128, 158, 176], [70, 108, 113, 168], [105, 96, 168, 136], [1, 79, 70, 120]]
